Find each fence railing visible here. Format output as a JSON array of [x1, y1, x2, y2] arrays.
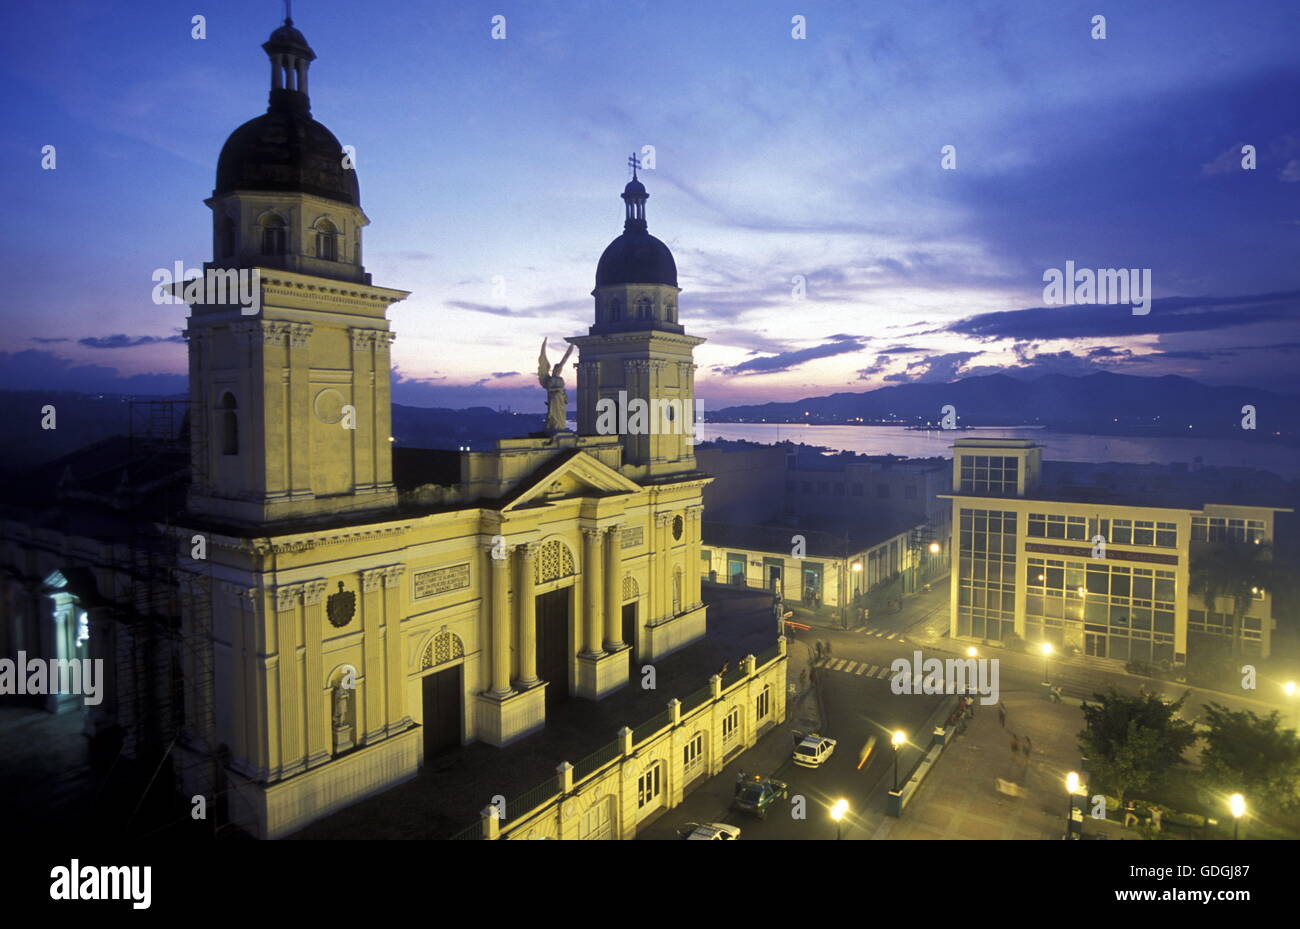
[[450, 648, 788, 838], [631, 708, 673, 745], [506, 779, 560, 823], [680, 684, 714, 715], [573, 738, 622, 781], [448, 822, 482, 840]]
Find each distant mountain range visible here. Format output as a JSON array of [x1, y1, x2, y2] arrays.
[[1, 373, 1293, 474], [707, 373, 1300, 440]]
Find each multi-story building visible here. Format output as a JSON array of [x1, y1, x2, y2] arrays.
[[945, 438, 1290, 663], [0, 16, 712, 839], [694, 444, 947, 618]]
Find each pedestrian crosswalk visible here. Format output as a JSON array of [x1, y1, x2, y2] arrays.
[[852, 626, 906, 643], [813, 657, 894, 680]]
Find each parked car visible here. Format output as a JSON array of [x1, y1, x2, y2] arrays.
[[680, 822, 741, 840], [793, 733, 837, 768], [732, 773, 789, 819]]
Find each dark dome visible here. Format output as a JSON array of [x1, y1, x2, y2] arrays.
[[215, 108, 359, 206], [267, 22, 311, 50], [596, 231, 677, 287]]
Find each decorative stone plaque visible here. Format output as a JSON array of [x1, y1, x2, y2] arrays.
[[413, 563, 471, 600]]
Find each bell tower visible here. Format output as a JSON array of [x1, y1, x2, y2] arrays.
[[568, 159, 705, 481], [184, 17, 409, 525]]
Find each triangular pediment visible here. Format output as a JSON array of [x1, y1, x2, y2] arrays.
[[502, 450, 641, 512]]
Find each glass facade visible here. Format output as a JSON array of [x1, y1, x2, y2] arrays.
[[1188, 609, 1263, 655], [1025, 556, 1176, 663], [1191, 516, 1265, 544], [959, 455, 1018, 496], [956, 508, 1016, 641], [1027, 514, 1177, 548]]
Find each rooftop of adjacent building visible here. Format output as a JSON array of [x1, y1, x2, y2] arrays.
[[702, 507, 926, 558], [950, 457, 1296, 513]]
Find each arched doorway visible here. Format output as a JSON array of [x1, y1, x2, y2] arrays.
[[420, 632, 464, 759], [534, 540, 576, 707]]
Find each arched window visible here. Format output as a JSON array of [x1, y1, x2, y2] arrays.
[[218, 392, 238, 455], [315, 219, 338, 261], [635, 297, 652, 319], [665, 301, 677, 323], [260, 214, 287, 256], [609, 298, 622, 321], [220, 217, 236, 259]]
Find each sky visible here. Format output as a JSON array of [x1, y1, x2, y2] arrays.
[[2, 0, 1299, 411]]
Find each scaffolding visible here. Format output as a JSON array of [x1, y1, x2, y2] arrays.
[[100, 399, 232, 837]]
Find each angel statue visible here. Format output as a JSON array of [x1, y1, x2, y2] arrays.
[[537, 338, 575, 434]]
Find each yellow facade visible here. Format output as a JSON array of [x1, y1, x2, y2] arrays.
[[161, 19, 715, 839]]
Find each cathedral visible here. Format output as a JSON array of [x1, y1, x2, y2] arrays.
[[0, 18, 711, 839]]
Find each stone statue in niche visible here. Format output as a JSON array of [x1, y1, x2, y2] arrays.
[[332, 680, 355, 754], [537, 338, 575, 435]]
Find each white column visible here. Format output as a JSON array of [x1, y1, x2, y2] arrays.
[[581, 528, 605, 658], [604, 525, 624, 650], [517, 544, 539, 687], [488, 547, 513, 697]]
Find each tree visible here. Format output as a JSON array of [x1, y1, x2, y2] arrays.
[[1189, 540, 1282, 656], [1199, 702, 1300, 813], [1079, 688, 1199, 806]]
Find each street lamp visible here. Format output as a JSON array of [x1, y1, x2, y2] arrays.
[[1229, 793, 1245, 840], [891, 730, 907, 792], [1041, 642, 1053, 683], [1285, 681, 1297, 724], [928, 541, 941, 555], [830, 798, 848, 840], [1065, 771, 1080, 838], [967, 646, 978, 659]]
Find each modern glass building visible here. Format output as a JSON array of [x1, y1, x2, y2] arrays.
[[944, 438, 1288, 662]]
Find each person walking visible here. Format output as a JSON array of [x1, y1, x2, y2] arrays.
[[997, 704, 1007, 729], [1150, 805, 1163, 833], [1023, 735, 1033, 760], [1011, 734, 1020, 756], [825, 640, 833, 658]]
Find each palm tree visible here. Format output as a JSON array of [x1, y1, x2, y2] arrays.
[[1189, 540, 1283, 656]]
